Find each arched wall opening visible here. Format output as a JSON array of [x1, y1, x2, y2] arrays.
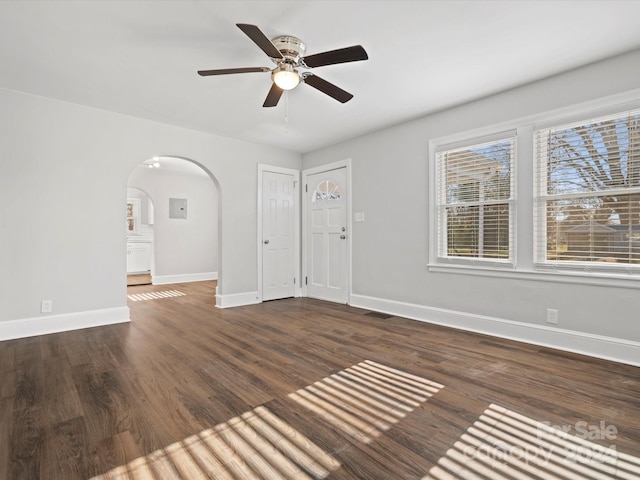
[[126, 156, 221, 299]]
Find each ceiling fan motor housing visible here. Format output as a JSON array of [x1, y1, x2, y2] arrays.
[[271, 35, 306, 64]]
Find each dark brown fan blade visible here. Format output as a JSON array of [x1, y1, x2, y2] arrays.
[[303, 74, 353, 103], [236, 23, 283, 59], [301, 45, 368, 68], [263, 83, 284, 107], [198, 67, 270, 76]]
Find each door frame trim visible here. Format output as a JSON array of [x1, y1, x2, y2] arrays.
[[257, 164, 301, 302], [302, 158, 352, 303]]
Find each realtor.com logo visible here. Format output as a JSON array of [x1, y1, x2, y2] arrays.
[[461, 420, 619, 469]]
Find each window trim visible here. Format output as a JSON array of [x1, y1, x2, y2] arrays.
[[427, 89, 640, 285], [430, 129, 517, 269], [533, 106, 640, 274], [427, 262, 640, 289]]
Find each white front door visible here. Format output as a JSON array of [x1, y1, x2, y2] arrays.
[[262, 170, 296, 301], [305, 166, 348, 303]]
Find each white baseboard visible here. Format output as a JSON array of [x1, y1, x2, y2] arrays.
[[350, 294, 640, 368], [216, 291, 260, 309], [153, 271, 218, 285], [0, 306, 130, 342]]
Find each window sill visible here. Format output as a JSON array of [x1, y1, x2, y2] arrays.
[[427, 262, 640, 289]]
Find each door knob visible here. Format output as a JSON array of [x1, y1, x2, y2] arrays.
[[340, 235, 346, 239], [263, 239, 270, 244]]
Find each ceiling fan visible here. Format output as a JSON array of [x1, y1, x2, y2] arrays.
[[198, 23, 368, 107]]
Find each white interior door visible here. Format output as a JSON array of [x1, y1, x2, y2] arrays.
[[262, 170, 296, 301], [305, 166, 348, 303]]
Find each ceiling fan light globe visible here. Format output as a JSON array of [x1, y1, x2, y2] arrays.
[[272, 69, 300, 90]]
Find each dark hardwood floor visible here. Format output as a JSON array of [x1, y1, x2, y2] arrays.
[[1, 280, 639, 479]]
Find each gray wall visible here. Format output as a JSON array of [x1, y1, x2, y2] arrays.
[[2, 45, 639, 356], [303, 49, 640, 344], [0, 88, 300, 323]]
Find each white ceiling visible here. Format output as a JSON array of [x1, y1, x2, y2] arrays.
[[2, 1, 640, 154]]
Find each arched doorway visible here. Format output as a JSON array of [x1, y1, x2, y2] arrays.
[[126, 156, 221, 301]]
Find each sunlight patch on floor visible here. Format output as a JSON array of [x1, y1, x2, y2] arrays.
[[423, 403, 640, 480], [90, 406, 340, 480], [127, 290, 186, 302], [289, 359, 444, 444]]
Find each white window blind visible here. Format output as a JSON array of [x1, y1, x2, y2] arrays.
[[534, 108, 640, 270], [436, 135, 516, 264]]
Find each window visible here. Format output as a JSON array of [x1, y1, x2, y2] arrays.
[[535, 108, 640, 270], [435, 133, 516, 265], [312, 180, 341, 202]]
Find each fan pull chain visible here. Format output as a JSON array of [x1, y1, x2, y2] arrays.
[[284, 91, 289, 134]]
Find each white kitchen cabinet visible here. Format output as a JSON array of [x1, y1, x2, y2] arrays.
[[127, 242, 151, 273]]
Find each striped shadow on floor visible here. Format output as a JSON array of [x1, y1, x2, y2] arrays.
[[289, 359, 444, 444], [127, 290, 186, 302], [91, 405, 340, 480], [423, 403, 640, 480]]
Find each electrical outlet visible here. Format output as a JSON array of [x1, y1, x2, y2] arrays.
[[41, 300, 52, 313], [546, 308, 558, 325]]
